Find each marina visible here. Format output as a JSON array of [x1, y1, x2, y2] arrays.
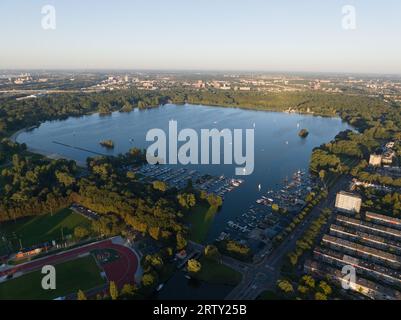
[[134, 164, 244, 197], [217, 169, 316, 253]]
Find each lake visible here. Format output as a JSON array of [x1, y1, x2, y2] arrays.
[[17, 104, 352, 242]]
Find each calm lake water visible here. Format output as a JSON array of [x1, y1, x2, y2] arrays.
[[17, 104, 352, 243]]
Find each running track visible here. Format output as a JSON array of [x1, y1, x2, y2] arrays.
[[0, 239, 138, 288]]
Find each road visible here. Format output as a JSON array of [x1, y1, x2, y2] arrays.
[[224, 176, 351, 300]]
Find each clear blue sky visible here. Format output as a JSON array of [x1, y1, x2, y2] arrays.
[[1, 0, 400, 73]]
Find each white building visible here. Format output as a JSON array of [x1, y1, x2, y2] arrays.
[[369, 154, 382, 167]]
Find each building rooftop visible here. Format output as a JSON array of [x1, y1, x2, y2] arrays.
[[336, 215, 401, 240], [322, 234, 401, 266]]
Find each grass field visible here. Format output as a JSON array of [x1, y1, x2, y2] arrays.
[[0, 255, 105, 300], [0, 208, 91, 255], [185, 204, 218, 243], [191, 257, 242, 286]]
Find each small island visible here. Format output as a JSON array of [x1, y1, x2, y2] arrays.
[[298, 129, 309, 138], [99, 139, 115, 149]]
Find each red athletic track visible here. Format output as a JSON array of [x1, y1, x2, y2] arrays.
[[0, 239, 138, 288]]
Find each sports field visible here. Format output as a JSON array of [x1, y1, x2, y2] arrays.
[[0, 255, 105, 300], [0, 208, 91, 255]]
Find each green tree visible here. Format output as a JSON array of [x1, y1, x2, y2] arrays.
[[153, 180, 167, 192], [318, 281, 332, 296], [126, 171, 136, 179], [277, 279, 294, 294], [187, 259, 202, 273], [177, 193, 196, 209], [272, 204, 279, 212], [121, 284, 136, 297], [142, 273, 156, 287], [74, 226, 89, 239], [176, 232, 187, 250], [204, 245, 220, 261], [55, 171, 76, 187], [77, 290, 87, 300], [315, 292, 328, 300], [301, 275, 315, 289], [206, 193, 223, 207]]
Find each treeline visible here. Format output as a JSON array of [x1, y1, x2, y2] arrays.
[[310, 127, 400, 177], [0, 89, 171, 137], [0, 138, 27, 165], [361, 188, 401, 217], [0, 151, 77, 222], [0, 144, 224, 250], [0, 88, 392, 139], [215, 239, 253, 262]]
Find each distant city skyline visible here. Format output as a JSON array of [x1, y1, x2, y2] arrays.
[[1, 0, 401, 74]]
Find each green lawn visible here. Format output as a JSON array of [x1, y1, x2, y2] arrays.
[[0, 208, 91, 254], [191, 257, 242, 286], [0, 255, 105, 300], [185, 204, 217, 243]]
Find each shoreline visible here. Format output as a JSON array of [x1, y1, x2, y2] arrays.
[[28, 147, 87, 167], [10, 128, 27, 143], [8, 127, 87, 167]]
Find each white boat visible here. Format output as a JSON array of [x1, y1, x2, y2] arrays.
[[258, 184, 262, 191], [156, 283, 164, 291]]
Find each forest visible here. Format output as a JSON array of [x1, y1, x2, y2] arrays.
[[0, 88, 395, 139], [0, 140, 225, 250]]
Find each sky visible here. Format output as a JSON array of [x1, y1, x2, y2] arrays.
[[1, 0, 401, 74]]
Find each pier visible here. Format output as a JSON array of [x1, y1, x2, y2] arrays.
[[52, 141, 108, 156]]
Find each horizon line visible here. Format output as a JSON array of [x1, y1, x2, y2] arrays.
[[1, 68, 401, 77]]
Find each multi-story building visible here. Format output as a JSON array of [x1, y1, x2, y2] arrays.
[[366, 212, 401, 229], [304, 259, 401, 300], [322, 234, 401, 269]]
